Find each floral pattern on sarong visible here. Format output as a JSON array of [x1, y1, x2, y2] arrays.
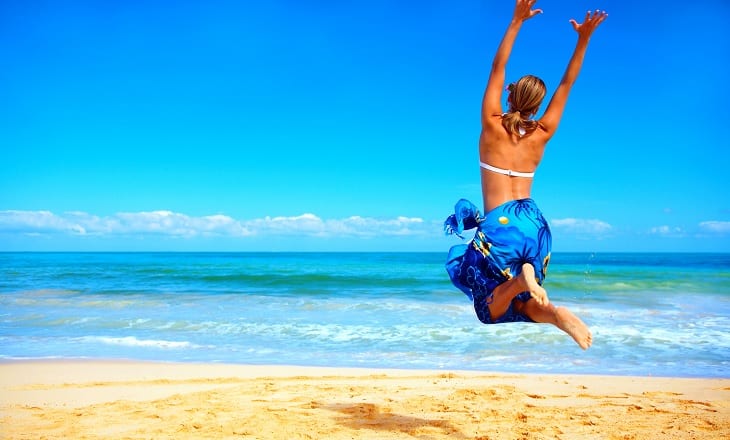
[[444, 198, 552, 324]]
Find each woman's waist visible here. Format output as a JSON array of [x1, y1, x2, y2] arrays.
[[481, 176, 534, 212], [481, 198, 543, 224], [483, 193, 535, 214]]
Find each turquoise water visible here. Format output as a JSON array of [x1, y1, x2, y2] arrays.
[[1, 252, 728, 377]]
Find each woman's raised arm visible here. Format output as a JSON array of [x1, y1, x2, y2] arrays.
[[539, 10, 608, 136], [481, 0, 543, 128]]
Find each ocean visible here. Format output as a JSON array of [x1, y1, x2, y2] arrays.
[[1, 252, 728, 378]]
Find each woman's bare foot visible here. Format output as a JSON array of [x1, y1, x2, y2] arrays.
[[555, 306, 593, 350], [520, 263, 549, 306]]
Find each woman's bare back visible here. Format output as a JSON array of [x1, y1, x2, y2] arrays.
[[479, 114, 549, 213]]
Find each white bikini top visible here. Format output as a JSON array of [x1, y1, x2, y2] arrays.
[[480, 161, 535, 178]]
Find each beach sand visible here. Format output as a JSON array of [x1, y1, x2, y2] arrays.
[[1, 361, 728, 439]]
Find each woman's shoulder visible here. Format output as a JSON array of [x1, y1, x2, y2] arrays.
[[479, 123, 506, 150], [481, 118, 549, 144], [481, 114, 507, 137]]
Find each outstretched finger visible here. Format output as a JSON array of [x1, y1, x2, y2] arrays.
[[528, 8, 543, 19], [591, 11, 608, 27]]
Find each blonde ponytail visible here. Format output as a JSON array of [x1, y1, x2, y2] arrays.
[[500, 75, 546, 137]]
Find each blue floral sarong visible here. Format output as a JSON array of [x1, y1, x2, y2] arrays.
[[444, 198, 552, 324]]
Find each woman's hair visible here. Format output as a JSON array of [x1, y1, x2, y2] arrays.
[[501, 74, 546, 136]]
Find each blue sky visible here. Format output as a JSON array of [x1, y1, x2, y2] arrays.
[[1, 0, 729, 252]]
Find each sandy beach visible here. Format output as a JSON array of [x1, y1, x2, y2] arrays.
[[0, 361, 727, 439]]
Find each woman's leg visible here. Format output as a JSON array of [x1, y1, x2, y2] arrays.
[[516, 299, 593, 350], [487, 263, 549, 321], [489, 263, 592, 349]]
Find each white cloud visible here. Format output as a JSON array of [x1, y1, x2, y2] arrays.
[[550, 218, 612, 234], [0, 210, 251, 238], [0, 210, 89, 235], [699, 221, 730, 234], [244, 213, 426, 238], [246, 214, 326, 236], [114, 211, 251, 237], [648, 225, 684, 237], [0, 210, 430, 239]]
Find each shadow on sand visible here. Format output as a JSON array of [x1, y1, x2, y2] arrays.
[[320, 402, 469, 439]]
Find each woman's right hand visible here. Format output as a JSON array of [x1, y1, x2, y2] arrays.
[[513, 0, 543, 23], [570, 10, 609, 40]]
